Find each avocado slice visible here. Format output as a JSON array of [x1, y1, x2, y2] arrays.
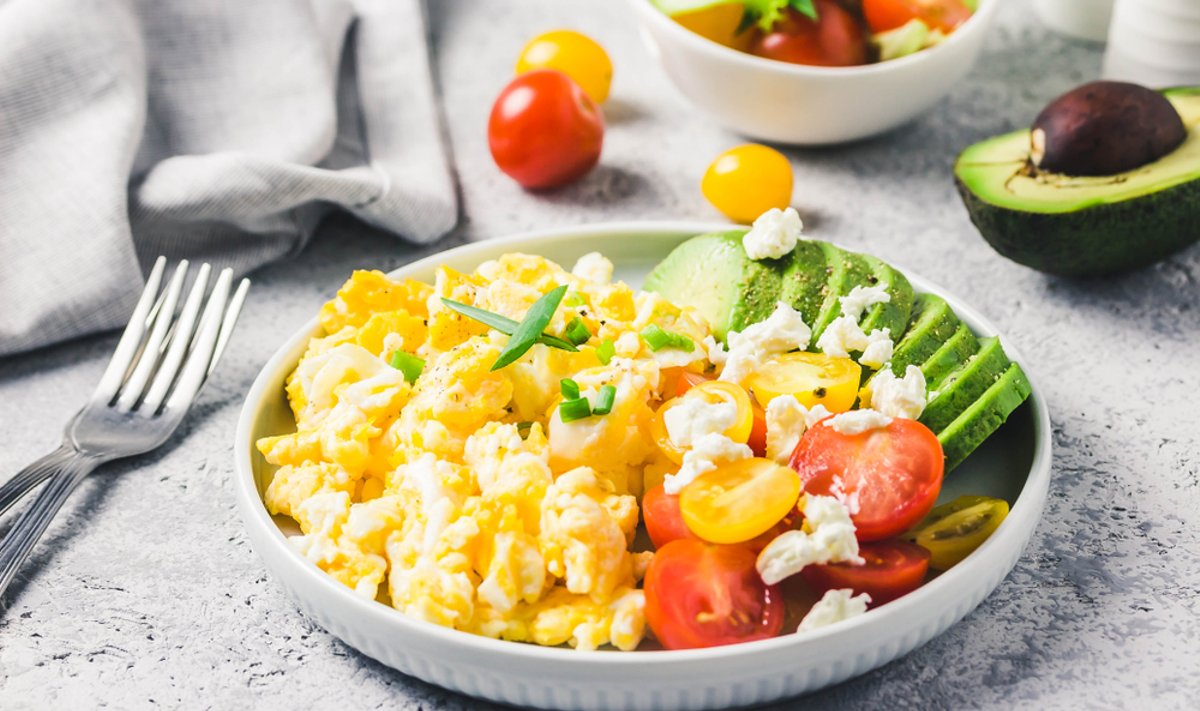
[[858, 255, 914, 340], [954, 87, 1200, 276], [919, 336, 1010, 433], [643, 230, 783, 341], [809, 245, 877, 344], [879, 293, 960, 378], [779, 240, 830, 329], [920, 324, 979, 391], [938, 362, 1032, 470]]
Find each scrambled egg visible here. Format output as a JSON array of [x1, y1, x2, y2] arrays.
[[259, 252, 714, 650]]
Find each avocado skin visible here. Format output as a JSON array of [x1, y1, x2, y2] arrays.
[[955, 175, 1200, 276], [938, 362, 1032, 471]]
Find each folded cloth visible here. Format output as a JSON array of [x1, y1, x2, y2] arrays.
[[0, 0, 458, 357]]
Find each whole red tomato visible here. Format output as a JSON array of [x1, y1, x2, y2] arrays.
[[750, 1, 868, 67], [487, 69, 604, 190]]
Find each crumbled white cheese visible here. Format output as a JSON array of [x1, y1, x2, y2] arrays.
[[662, 433, 752, 495], [858, 328, 894, 369], [796, 589, 871, 633], [840, 285, 890, 321], [815, 315, 868, 359], [826, 408, 893, 435], [702, 335, 728, 366], [756, 495, 863, 585], [742, 207, 804, 260], [868, 365, 927, 420], [664, 396, 738, 449], [571, 252, 614, 284], [764, 396, 831, 464], [719, 302, 812, 384]]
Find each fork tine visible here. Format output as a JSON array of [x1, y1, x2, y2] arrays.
[[115, 261, 190, 412], [141, 263, 213, 413], [165, 268, 233, 413], [94, 257, 167, 403], [206, 277, 250, 379]]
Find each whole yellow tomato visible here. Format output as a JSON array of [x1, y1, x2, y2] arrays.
[[516, 30, 613, 104]]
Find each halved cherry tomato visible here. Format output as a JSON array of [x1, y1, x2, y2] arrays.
[[675, 369, 711, 397], [642, 484, 699, 549], [904, 495, 1009, 570], [515, 30, 612, 104], [802, 539, 931, 606], [652, 381, 755, 464], [488, 69, 604, 190], [750, 2, 868, 67], [863, 0, 973, 33], [747, 403, 768, 457], [644, 539, 785, 649], [671, 3, 756, 52], [701, 144, 793, 224], [679, 458, 801, 544], [790, 418, 944, 541], [746, 352, 862, 413]]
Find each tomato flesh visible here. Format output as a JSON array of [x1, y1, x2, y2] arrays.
[[802, 539, 931, 605], [905, 495, 1009, 570], [644, 540, 785, 649], [642, 484, 699, 549], [790, 418, 944, 541], [863, 0, 973, 33], [746, 352, 862, 413], [488, 69, 604, 190], [679, 458, 801, 544], [750, 2, 868, 67], [652, 381, 755, 464]]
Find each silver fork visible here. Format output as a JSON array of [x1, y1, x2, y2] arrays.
[[0, 257, 249, 600]]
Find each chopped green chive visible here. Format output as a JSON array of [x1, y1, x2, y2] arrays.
[[563, 290, 586, 307], [592, 384, 617, 415], [564, 317, 591, 346], [640, 324, 695, 352], [440, 298, 578, 352], [389, 351, 425, 384], [491, 285, 569, 371], [516, 421, 534, 437], [560, 378, 581, 400], [559, 397, 592, 423], [595, 338, 615, 365]]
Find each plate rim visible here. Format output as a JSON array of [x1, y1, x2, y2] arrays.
[[233, 220, 1053, 666]]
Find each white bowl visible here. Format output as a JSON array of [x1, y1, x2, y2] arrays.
[[628, 0, 1002, 144], [234, 221, 1052, 711]]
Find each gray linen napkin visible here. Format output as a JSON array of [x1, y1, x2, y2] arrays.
[[0, 0, 458, 357]]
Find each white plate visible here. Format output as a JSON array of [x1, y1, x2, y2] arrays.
[[234, 222, 1052, 711]]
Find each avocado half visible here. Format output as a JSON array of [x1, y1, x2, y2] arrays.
[[954, 87, 1200, 276]]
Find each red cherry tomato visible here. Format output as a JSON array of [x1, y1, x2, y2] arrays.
[[863, 0, 973, 33], [789, 418, 944, 541], [750, 2, 868, 67], [642, 484, 699, 549], [802, 539, 931, 605], [644, 539, 785, 649], [487, 69, 604, 189], [675, 370, 711, 397]]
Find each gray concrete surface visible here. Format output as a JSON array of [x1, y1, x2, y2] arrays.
[[3, 0, 1198, 708]]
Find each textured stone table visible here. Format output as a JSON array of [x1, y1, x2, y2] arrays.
[[3, 0, 1198, 708]]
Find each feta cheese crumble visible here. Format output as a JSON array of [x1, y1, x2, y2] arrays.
[[839, 285, 890, 321], [571, 252, 614, 284], [756, 495, 863, 585], [867, 365, 927, 420], [858, 328, 894, 369], [815, 315, 867, 359], [764, 396, 832, 464], [825, 408, 894, 435], [663, 432, 753, 495], [664, 396, 738, 449], [796, 589, 871, 633], [719, 302, 812, 384], [702, 335, 728, 366], [742, 207, 804, 260]]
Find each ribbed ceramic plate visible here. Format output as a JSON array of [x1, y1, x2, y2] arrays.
[[234, 222, 1052, 711]]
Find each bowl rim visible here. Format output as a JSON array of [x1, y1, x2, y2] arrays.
[[628, 0, 1002, 78], [233, 219, 1052, 666]]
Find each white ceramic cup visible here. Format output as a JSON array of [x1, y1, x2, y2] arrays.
[[1104, 0, 1200, 87], [1035, 0, 1116, 42]]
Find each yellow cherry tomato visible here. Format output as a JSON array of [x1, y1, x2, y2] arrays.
[[515, 30, 613, 104], [904, 495, 1010, 571], [671, 4, 755, 52], [701, 144, 794, 224], [651, 381, 755, 464], [745, 352, 862, 412], [680, 458, 801, 544]]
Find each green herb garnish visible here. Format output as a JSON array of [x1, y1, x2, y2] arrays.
[[388, 351, 425, 384], [592, 385, 617, 415], [640, 324, 696, 352], [563, 290, 586, 308], [440, 297, 578, 352], [595, 338, 615, 365], [559, 397, 592, 423], [560, 378, 581, 400], [491, 285, 569, 371], [564, 317, 592, 346]]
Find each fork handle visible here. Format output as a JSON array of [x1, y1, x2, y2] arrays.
[[0, 445, 75, 519], [0, 452, 101, 602]]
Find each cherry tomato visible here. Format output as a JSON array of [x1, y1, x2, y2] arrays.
[[642, 484, 699, 549], [790, 418, 944, 541], [904, 495, 1009, 570], [747, 403, 768, 457], [644, 539, 785, 649], [680, 458, 801, 544], [488, 69, 604, 190], [671, 4, 756, 52], [515, 30, 613, 104], [746, 352, 862, 413], [802, 539, 931, 605], [749, 2, 868, 68], [651, 381, 755, 464], [675, 369, 711, 398], [701, 144, 793, 224], [863, 0, 973, 33]]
